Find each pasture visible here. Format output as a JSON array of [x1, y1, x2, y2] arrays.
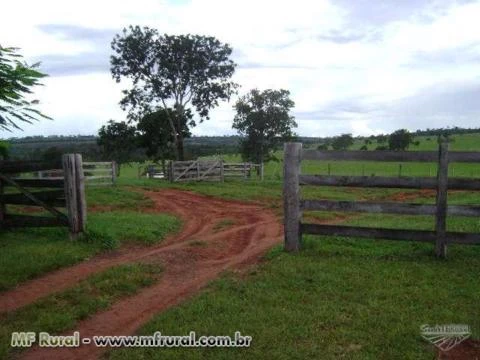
[[1, 133, 480, 359]]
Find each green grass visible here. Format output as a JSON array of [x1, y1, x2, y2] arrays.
[[0, 187, 180, 292], [0, 262, 162, 359], [87, 211, 181, 247], [109, 216, 480, 360], [86, 186, 154, 209]]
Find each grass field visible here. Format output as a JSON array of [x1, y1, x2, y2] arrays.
[[0, 187, 180, 291], [2, 133, 480, 359], [0, 263, 163, 359], [106, 133, 480, 359]]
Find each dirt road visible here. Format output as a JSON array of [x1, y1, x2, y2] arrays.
[[0, 189, 282, 360]]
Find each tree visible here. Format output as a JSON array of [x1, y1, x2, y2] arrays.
[[376, 134, 388, 144], [42, 146, 63, 161], [110, 27, 238, 160], [331, 134, 353, 150], [388, 129, 414, 151], [232, 89, 297, 164], [97, 120, 138, 175], [137, 109, 191, 173], [0, 45, 51, 130], [0, 140, 9, 159]]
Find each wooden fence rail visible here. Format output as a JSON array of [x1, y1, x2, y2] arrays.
[[283, 141, 480, 258], [34, 161, 116, 186], [0, 154, 87, 236]]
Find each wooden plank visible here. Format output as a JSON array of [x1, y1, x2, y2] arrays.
[[85, 175, 112, 180], [83, 162, 112, 166], [446, 232, 480, 245], [301, 223, 436, 242], [301, 199, 437, 215], [3, 190, 65, 206], [198, 161, 220, 180], [302, 150, 438, 162], [0, 174, 68, 224], [302, 149, 480, 163], [301, 199, 480, 217], [284, 143, 302, 251], [174, 161, 199, 181], [0, 160, 63, 174], [301, 223, 480, 245], [300, 175, 438, 189], [448, 152, 480, 163], [448, 205, 480, 217], [7, 179, 64, 188], [435, 140, 449, 258], [2, 214, 65, 228], [300, 175, 480, 190]]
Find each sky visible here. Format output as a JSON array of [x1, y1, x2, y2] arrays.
[[2, 0, 480, 138]]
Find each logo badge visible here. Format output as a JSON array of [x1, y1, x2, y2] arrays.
[[421, 324, 471, 352]]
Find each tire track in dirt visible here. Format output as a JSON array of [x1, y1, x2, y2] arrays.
[[0, 189, 282, 360]]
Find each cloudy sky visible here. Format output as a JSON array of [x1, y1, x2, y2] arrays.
[[2, 0, 480, 138]]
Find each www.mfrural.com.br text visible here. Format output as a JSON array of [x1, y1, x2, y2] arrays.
[[11, 331, 252, 348]]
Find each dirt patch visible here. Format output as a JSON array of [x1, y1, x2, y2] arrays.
[[0, 189, 282, 360], [386, 189, 436, 202], [437, 339, 480, 359]]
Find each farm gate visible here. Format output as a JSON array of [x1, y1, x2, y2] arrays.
[[35, 161, 116, 186], [283, 140, 480, 258], [0, 154, 87, 236], [167, 160, 263, 182]]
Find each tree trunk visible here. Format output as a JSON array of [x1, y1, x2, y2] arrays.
[[177, 134, 185, 161]]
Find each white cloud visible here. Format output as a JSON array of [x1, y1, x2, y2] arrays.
[[2, 0, 480, 139]]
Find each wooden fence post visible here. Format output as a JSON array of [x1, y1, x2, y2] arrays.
[[111, 161, 117, 185], [220, 160, 225, 182], [74, 154, 87, 233], [170, 161, 175, 182], [0, 179, 4, 227], [435, 140, 449, 258], [260, 162, 264, 181], [283, 142, 302, 252], [63, 154, 86, 238]]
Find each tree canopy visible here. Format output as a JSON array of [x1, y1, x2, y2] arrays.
[[233, 89, 297, 164], [388, 129, 414, 151], [331, 134, 354, 150], [97, 120, 138, 174], [110, 27, 238, 160], [137, 108, 191, 165], [0, 45, 50, 131]]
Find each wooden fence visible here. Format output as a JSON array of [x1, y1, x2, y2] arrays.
[[34, 161, 116, 186], [283, 141, 480, 258], [0, 154, 87, 236], [167, 160, 263, 182]]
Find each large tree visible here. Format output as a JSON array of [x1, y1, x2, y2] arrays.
[[233, 89, 297, 164], [97, 120, 138, 175], [0, 45, 51, 130], [331, 134, 354, 150], [137, 109, 191, 173], [388, 129, 414, 151], [110, 26, 238, 160]]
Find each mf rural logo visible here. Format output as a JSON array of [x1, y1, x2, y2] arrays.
[[420, 324, 471, 352]]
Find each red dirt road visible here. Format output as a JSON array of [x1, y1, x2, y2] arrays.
[[0, 189, 282, 360]]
